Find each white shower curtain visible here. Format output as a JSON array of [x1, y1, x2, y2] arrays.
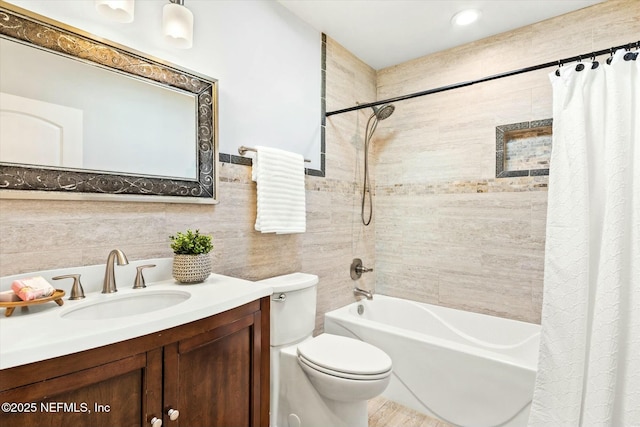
[[528, 50, 639, 426]]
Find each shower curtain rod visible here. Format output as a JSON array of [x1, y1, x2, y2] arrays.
[[325, 40, 640, 117]]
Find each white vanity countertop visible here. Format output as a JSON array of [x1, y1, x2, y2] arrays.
[[0, 260, 272, 370]]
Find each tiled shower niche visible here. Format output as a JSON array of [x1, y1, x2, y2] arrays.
[[496, 119, 552, 178]]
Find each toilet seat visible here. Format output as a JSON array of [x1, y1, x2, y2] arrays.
[[297, 334, 392, 380], [298, 355, 391, 380]]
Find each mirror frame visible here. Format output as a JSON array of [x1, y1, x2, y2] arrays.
[[0, 3, 218, 203]]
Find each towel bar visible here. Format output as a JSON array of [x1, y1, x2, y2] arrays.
[[238, 146, 311, 163]]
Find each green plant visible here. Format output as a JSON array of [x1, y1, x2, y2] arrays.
[[169, 229, 213, 255]]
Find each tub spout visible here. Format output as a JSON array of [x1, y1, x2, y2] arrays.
[[354, 287, 373, 300]]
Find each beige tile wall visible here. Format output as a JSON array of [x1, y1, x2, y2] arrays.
[[372, 0, 640, 323]]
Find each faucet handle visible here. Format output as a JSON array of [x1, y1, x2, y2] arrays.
[[52, 274, 85, 300], [350, 258, 373, 280], [133, 264, 156, 289]]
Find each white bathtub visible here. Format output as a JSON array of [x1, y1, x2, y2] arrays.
[[324, 295, 540, 427]]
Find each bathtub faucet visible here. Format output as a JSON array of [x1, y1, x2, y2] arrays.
[[353, 287, 373, 300]]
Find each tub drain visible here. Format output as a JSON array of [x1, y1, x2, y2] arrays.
[[357, 304, 364, 315]]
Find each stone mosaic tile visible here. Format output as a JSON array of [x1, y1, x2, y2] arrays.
[[377, 176, 549, 196]]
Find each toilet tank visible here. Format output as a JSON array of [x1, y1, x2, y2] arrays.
[[256, 273, 319, 346]]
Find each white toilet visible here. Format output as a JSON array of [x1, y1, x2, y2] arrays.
[[256, 273, 392, 427]]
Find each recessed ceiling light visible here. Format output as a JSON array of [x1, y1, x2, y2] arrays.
[[451, 9, 481, 26]]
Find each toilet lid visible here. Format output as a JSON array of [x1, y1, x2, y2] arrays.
[[297, 334, 392, 377]]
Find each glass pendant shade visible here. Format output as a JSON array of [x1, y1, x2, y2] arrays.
[[95, 0, 134, 23], [162, 3, 194, 49]]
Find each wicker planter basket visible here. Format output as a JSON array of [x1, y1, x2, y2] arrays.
[[172, 254, 212, 284]]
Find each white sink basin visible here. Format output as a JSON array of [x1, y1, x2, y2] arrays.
[[61, 290, 191, 320]]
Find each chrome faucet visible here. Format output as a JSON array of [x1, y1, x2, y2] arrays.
[[353, 287, 373, 300], [102, 249, 129, 293]]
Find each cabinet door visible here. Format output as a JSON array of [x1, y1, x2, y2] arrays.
[[0, 354, 148, 427], [164, 311, 263, 427]]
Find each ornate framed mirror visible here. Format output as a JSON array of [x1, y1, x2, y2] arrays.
[[0, 2, 218, 203]]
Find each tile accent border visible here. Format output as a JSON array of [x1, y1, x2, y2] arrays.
[[378, 176, 548, 196], [219, 34, 327, 178], [496, 119, 552, 178]]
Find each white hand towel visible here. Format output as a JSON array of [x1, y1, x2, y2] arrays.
[[252, 146, 306, 234]]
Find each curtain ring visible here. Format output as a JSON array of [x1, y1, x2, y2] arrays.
[[555, 60, 563, 76], [622, 43, 638, 61], [606, 47, 615, 65]]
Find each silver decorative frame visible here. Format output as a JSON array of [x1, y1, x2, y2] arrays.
[[0, 2, 218, 203]]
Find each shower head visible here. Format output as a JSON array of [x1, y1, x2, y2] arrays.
[[371, 104, 395, 120]]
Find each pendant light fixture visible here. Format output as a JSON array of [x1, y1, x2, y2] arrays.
[[95, 0, 194, 49], [162, 0, 194, 49], [94, 0, 134, 23]]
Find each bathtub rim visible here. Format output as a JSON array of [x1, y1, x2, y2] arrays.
[[325, 294, 540, 372]]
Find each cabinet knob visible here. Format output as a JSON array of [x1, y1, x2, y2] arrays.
[[168, 408, 180, 421], [150, 416, 162, 427]]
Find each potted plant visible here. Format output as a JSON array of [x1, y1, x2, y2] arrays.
[[169, 229, 213, 283]]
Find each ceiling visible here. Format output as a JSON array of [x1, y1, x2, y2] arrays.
[[277, 0, 604, 70]]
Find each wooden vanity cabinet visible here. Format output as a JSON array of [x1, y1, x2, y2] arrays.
[[0, 297, 270, 427]]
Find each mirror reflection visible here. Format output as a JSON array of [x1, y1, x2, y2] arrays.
[[1, 39, 198, 179]]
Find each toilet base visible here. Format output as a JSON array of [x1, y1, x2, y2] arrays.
[[273, 345, 369, 427]]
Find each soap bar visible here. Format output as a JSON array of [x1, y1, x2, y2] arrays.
[[0, 290, 20, 302], [11, 276, 55, 301]]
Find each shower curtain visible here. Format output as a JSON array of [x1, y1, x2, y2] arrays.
[[528, 50, 639, 426]]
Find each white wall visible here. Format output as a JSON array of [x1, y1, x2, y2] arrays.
[[5, 0, 322, 169]]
